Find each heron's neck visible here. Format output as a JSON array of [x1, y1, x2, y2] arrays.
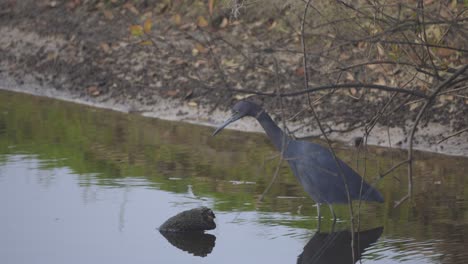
[[256, 111, 289, 151]]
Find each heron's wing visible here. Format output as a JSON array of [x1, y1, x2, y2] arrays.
[[285, 141, 383, 203]]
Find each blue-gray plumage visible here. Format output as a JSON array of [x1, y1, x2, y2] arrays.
[[212, 101, 384, 221]]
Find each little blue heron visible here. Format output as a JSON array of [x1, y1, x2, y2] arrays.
[[212, 101, 384, 222]]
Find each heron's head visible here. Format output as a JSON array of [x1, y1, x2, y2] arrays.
[[212, 101, 262, 136]]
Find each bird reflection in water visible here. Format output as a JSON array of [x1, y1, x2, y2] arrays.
[[159, 231, 216, 257], [297, 226, 383, 264]]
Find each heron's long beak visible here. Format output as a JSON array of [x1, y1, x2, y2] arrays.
[[212, 113, 242, 136]]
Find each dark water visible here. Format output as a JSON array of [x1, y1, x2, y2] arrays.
[[0, 90, 467, 264]]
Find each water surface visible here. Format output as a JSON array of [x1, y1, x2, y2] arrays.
[[0, 90, 467, 263]]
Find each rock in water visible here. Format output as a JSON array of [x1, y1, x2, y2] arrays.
[[159, 207, 216, 232]]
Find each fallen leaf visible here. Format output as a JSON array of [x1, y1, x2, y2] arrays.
[[123, 3, 139, 15], [409, 101, 422, 111], [130, 25, 144, 37], [219, 17, 229, 28], [46, 51, 58, 61], [87, 86, 100, 96], [48, 1, 58, 8], [194, 60, 207, 67], [435, 48, 455, 58], [143, 18, 152, 34], [376, 76, 386, 85], [377, 43, 385, 57], [166, 89, 180, 97], [222, 59, 239, 68], [234, 94, 255, 100], [170, 58, 186, 65], [267, 20, 277, 30], [184, 89, 193, 100], [103, 10, 114, 20], [67, 0, 80, 9], [197, 16, 209, 27], [180, 23, 196, 31], [139, 40, 153, 46], [100, 42, 111, 53], [172, 14, 182, 25], [194, 43, 206, 53], [295, 67, 305, 77]]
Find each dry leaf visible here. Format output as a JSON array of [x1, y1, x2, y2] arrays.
[[409, 101, 422, 111], [87, 86, 100, 96], [267, 20, 277, 30], [67, 0, 81, 10], [219, 17, 229, 28], [46, 51, 57, 61], [345, 72, 355, 81], [103, 10, 114, 20], [188, 101, 198, 107], [184, 89, 193, 100], [377, 43, 385, 57], [130, 25, 144, 37], [143, 18, 152, 34], [295, 67, 305, 77], [194, 43, 206, 53], [435, 48, 455, 58], [197, 16, 209, 27], [194, 60, 207, 68], [166, 89, 180, 97], [139, 40, 153, 46], [222, 59, 239, 68], [123, 3, 139, 15], [376, 76, 386, 85], [180, 23, 196, 31], [172, 14, 182, 25], [234, 94, 254, 100], [100, 42, 110, 53]]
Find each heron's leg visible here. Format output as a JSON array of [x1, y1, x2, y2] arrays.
[[316, 203, 321, 219], [328, 204, 337, 222], [316, 203, 321, 231]]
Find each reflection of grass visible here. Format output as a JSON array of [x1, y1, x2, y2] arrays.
[[2, 90, 468, 238]]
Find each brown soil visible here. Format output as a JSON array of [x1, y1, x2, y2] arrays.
[[0, 0, 467, 156]]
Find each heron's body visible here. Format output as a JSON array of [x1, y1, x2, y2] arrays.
[[213, 101, 384, 222], [256, 110, 383, 204]]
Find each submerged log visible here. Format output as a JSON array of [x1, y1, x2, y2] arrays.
[[159, 207, 216, 232]]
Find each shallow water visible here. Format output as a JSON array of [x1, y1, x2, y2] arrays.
[[0, 90, 467, 264]]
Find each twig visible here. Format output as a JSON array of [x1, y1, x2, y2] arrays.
[[229, 83, 428, 98], [400, 64, 468, 208], [437, 127, 468, 144], [378, 160, 409, 179]]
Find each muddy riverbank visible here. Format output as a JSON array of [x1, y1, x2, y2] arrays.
[[0, 0, 467, 156]]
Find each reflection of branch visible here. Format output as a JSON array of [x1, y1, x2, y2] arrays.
[[378, 160, 409, 179], [399, 64, 468, 208]]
